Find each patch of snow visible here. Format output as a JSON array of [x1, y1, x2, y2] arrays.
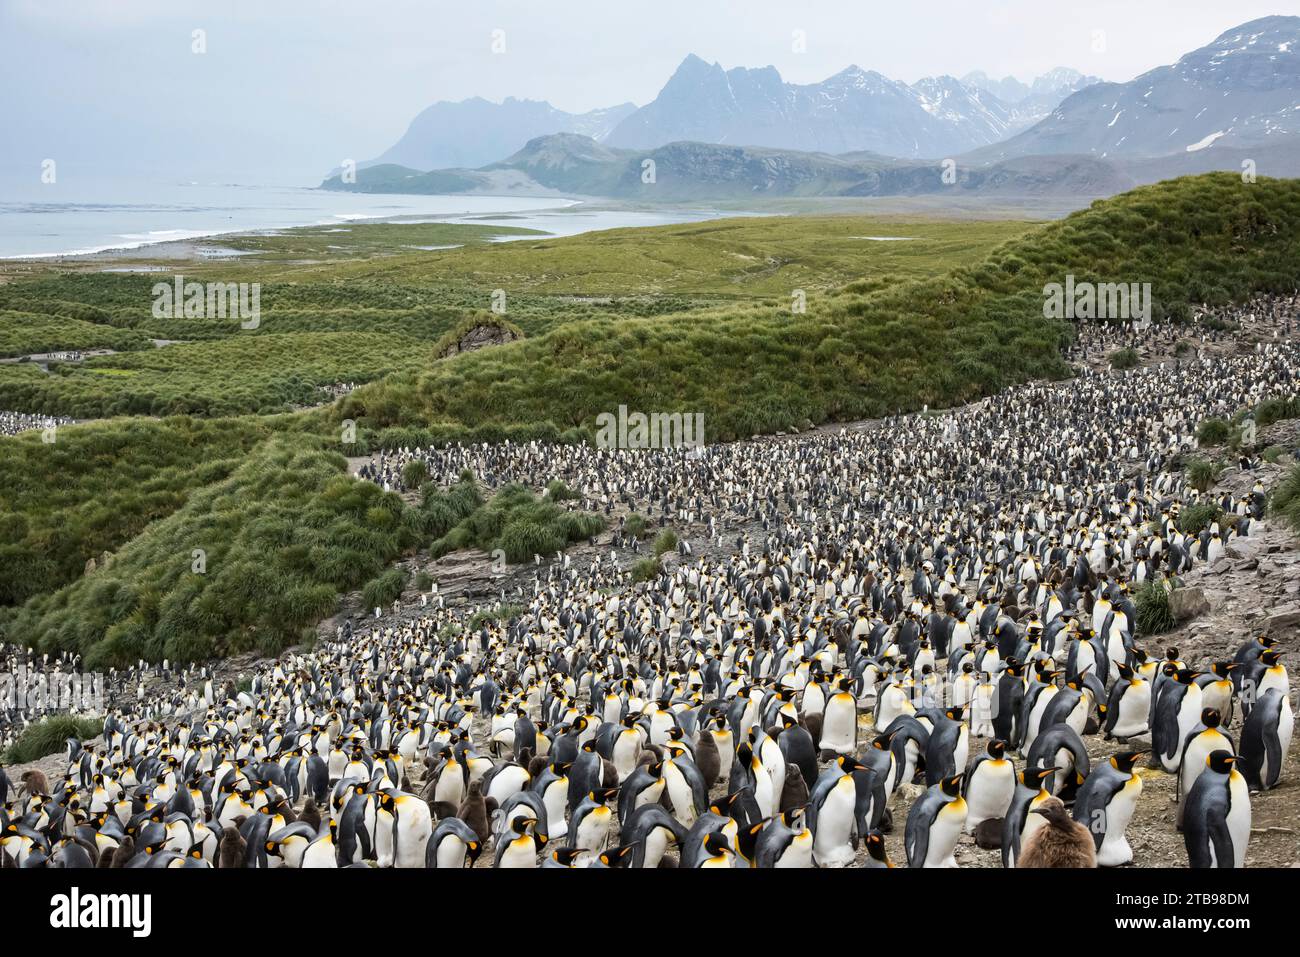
[[1186, 130, 1225, 152]]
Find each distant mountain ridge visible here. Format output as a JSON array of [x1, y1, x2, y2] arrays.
[[323, 131, 1134, 201], [602, 55, 1092, 159], [359, 60, 1096, 174], [969, 15, 1300, 163], [367, 97, 636, 172], [328, 17, 1300, 202]]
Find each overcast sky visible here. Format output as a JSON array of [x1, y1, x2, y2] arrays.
[[1, 0, 1293, 186]]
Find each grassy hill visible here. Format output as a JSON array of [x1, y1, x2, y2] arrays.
[[337, 174, 1300, 442], [3, 174, 1299, 664]]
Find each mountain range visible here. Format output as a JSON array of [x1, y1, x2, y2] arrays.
[[326, 17, 1300, 202], [367, 98, 636, 172], [970, 15, 1299, 163]]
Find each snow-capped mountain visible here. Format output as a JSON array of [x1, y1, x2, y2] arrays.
[[962, 67, 1102, 129], [971, 16, 1300, 162], [605, 55, 1035, 158]]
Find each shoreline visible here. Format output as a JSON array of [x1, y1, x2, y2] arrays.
[[0, 193, 591, 263]]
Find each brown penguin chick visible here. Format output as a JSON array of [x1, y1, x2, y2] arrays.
[[20, 769, 49, 798], [299, 797, 322, 833], [109, 835, 136, 868], [217, 826, 247, 869], [456, 781, 492, 844], [973, 817, 1003, 850], [527, 754, 549, 779], [600, 758, 620, 788], [1018, 797, 1096, 868], [778, 763, 809, 814], [693, 730, 720, 789], [802, 713, 823, 750]]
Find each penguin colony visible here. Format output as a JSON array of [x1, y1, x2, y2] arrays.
[[0, 411, 72, 438], [2, 302, 1297, 870]]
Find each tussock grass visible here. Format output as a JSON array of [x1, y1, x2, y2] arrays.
[[5, 716, 103, 764]]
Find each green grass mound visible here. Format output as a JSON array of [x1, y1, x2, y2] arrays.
[[5, 715, 103, 764], [432, 483, 605, 563]]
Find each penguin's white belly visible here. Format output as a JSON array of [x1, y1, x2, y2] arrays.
[[812, 777, 857, 867], [498, 838, 538, 868], [393, 799, 432, 868], [543, 784, 568, 841], [711, 732, 733, 783], [664, 764, 697, 826], [486, 767, 529, 807], [302, 840, 337, 868], [1167, 690, 1204, 771], [641, 826, 670, 869], [1111, 683, 1150, 738], [923, 799, 967, 868], [965, 762, 1014, 829], [1180, 731, 1232, 813], [752, 763, 775, 819], [1225, 773, 1251, 868], [613, 733, 641, 781], [436, 836, 469, 868], [1270, 697, 1295, 784], [434, 772, 463, 807], [821, 695, 857, 753], [775, 828, 815, 868], [1201, 681, 1233, 719], [574, 806, 612, 852]]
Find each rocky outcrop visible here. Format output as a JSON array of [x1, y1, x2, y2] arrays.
[[440, 322, 520, 357]]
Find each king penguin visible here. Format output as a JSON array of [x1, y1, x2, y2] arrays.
[[1072, 751, 1144, 867], [1183, 751, 1250, 869], [904, 774, 967, 868]]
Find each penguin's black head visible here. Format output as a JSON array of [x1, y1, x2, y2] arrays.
[[1206, 750, 1237, 775], [988, 739, 1007, 759], [1261, 650, 1285, 667], [1110, 752, 1145, 774], [1024, 765, 1056, 787], [550, 846, 582, 866], [836, 755, 868, 776], [702, 830, 730, 858], [944, 706, 965, 722], [940, 775, 963, 798], [1201, 708, 1222, 728]]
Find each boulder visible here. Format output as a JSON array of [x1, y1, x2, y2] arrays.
[[1265, 604, 1300, 632], [1169, 586, 1210, 622]]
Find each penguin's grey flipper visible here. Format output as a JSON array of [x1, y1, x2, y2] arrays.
[[1206, 814, 1235, 870]]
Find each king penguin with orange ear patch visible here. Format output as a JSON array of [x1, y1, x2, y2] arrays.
[[963, 738, 1015, 834], [1183, 751, 1251, 868], [905, 774, 967, 868], [1072, 751, 1143, 867]]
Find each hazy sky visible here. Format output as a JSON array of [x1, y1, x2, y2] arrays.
[[1, 0, 1294, 186]]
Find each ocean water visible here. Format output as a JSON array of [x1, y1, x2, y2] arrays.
[[0, 178, 731, 259]]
